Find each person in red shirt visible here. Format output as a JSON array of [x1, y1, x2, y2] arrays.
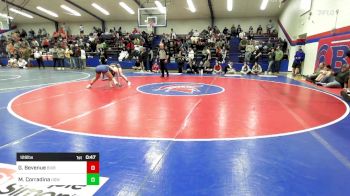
[[213, 60, 222, 74]]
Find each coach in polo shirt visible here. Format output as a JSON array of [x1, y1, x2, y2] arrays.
[[158, 43, 169, 77]]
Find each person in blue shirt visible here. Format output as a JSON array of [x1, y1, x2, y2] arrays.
[[292, 46, 305, 76]]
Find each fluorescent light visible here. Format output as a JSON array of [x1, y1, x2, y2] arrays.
[[61, 5, 81, 16], [154, 1, 166, 14], [36, 6, 58, 17], [119, 2, 135, 15], [187, 0, 196, 13], [227, 0, 233, 11], [0, 13, 13, 20], [9, 8, 33, 18], [92, 3, 110, 15], [260, 0, 268, 10]]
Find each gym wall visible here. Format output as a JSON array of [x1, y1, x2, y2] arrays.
[[279, 0, 350, 74]]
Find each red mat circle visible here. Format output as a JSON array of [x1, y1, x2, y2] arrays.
[[9, 76, 348, 140]]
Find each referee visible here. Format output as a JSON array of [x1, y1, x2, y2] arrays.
[[158, 43, 169, 77]]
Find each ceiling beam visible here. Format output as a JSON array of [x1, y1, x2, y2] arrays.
[[1, 0, 59, 30], [133, 0, 143, 8], [64, 0, 105, 32], [207, 0, 215, 27]]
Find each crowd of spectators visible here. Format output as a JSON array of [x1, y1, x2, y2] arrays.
[[0, 25, 156, 70], [0, 20, 289, 75]]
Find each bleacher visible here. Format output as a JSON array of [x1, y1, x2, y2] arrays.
[[232, 33, 283, 71]]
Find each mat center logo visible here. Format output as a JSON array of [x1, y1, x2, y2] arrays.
[[137, 82, 225, 96]]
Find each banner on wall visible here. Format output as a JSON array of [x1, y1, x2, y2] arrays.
[[315, 34, 350, 71]]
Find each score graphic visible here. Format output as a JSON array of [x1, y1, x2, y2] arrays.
[[87, 161, 99, 185], [16, 153, 100, 186]]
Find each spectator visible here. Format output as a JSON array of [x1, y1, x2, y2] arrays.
[[241, 62, 251, 74], [17, 58, 27, 69], [140, 47, 149, 72], [188, 47, 195, 70], [216, 46, 223, 62], [21, 45, 32, 67], [317, 64, 350, 88], [341, 52, 350, 97], [231, 24, 237, 37], [205, 47, 211, 61], [245, 40, 254, 63], [273, 46, 284, 74], [31, 39, 40, 48], [224, 62, 236, 74], [306, 62, 326, 82], [249, 26, 254, 35], [251, 62, 263, 75], [251, 45, 262, 64], [236, 25, 242, 34], [292, 46, 305, 76], [118, 49, 129, 62], [203, 59, 213, 74], [170, 28, 176, 40], [65, 46, 73, 69], [51, 45, 59, 69], [257, 25, 263, 35], [315, 65, 332, 83], [152, 61, 160, 73], [267, 48, 275, 74], [57, 46, 65, 70], [213, 60, 222, 74], [239, 31, 245, 40], [132, 28, 140, 34], [38, 28, 42, 37], [148, 48, 154, 69], [81, 47, 86, 69], [126, 40, 134, 54], [223, 27, 229, 35], [221, 47, 227, 63], [80, 24, 84, 36], [266, 19, 274, 34], [20, 29, 27, 38], [193, 29, 200, 37], [239, 37, 248, 50], [282, 39, 288, 53], [72, 45, 81, 69], [176, 48, 185, 73], [28, 29, 35, 38], [34, 47, 44, 69], [7, 57, 18, 68], [41, 37, 50, 51], [42, 28, 48, 37]]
